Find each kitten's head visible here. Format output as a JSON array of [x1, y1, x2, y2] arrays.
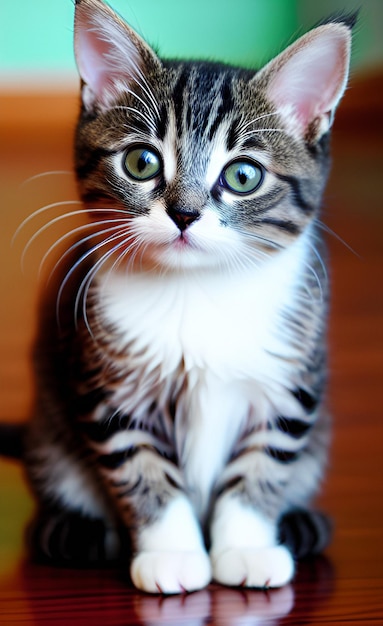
[[74, 0, 354, 273]]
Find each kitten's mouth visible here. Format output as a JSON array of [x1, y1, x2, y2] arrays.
[[174, 231, 193, 248], [146, 230, 215, 271], [170, 231, 206, 256]]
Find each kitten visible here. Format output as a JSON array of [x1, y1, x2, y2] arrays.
[[5, 0, 355, 594]]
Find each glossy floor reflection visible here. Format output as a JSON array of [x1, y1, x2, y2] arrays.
[[1, 556, 337, 625]]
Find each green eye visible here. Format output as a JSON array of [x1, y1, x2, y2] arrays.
[[221, 159, 264, 195], [123, 146, 162, 181]]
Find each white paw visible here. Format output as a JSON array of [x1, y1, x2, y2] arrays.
[[211, 545, 294, 589], [130, 550, 212, 594]]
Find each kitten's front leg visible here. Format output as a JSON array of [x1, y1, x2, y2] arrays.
[[130, 496, 211, 593], [209, 394, 326, 588], [98, 445, 211, 594], [210, 493, 294, 589]]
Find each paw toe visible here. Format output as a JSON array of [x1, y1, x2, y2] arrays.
[[212, 546, 294, 589], [130, 550, 211, 594]]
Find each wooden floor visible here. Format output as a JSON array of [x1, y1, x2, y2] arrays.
[[0, 75, 382, 624]]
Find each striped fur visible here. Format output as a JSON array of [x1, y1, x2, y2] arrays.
[[21, 0, 354, 594]]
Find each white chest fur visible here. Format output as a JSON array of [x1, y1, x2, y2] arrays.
[[96, 234, 309, 515], [98, 236, 307, 380]]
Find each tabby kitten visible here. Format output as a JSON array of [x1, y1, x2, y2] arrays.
[[21, 0, 354, 594]]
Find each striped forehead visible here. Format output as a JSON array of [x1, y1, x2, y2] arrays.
[[161, 64, 239, 185], [170, 65, 234, 135]]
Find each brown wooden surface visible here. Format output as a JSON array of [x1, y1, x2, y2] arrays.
[[0, 74, 382, 624]]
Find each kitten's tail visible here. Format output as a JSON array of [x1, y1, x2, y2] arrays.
[[278, 509, 333, 559], [0, 423, 26, 460]]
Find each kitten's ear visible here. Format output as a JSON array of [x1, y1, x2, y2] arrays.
[[74, 0, 162, 111], [257, 18, 354, 141]]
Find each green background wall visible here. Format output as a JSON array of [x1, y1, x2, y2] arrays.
[[0, 0, 382, 86]]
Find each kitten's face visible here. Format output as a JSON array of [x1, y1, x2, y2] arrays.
[[74, 0, 351, 274], [76, 64, 320, 274]]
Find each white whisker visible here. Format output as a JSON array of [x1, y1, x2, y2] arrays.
[[106, 234, 140, 277], [314, 219, 360, 257], [21, 171, 73, 188], [239, 112, 280, 132], [112, 105, 157, 134], [12, 201, 83, 247], [55, 228, 131, 328], [123, 87, 159, 127], [15, 203, 130, 269], [20, 208, 90, 272], [40, 219, 130, 278], [241, 228, 284, 253], [303, 242, 328, 303], [76, 229, 135, 334], [240, 128, 285, 138], [83, 231, 142, 310], [54, 220, 136, 332], [131, 71, 162, 120]]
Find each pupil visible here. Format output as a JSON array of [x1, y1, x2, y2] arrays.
[[138, 152, 150, 172], [238, 170, 248, 185]]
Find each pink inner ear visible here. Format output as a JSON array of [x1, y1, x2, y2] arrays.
[[267, 26, 350, 132], [74, 3, 147, 107], [77, 29, 112, 98]]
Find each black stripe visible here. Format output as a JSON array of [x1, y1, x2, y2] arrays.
[[226, 116, 242, 151], [109, 479, 130, 488], [242, 136, 267, 151], [98, 447, 140, 469], [208, 78, 234, 141], [76, 146, 116, 180], [261, 217, 300, 235], [221, 79, 234, 110], [215, 475, 243, 499], [76, 388, 111, 415], [172, 68, 190, 136], [276, 173, 315, 214], [156, 103, 169, 140], [266, 447, 299, 463], [208, 112, 222, 142], [185, 103, 192, 129], [164, 472, 183, 490], [274, 416, 312, 439], [115, 477, 143, 498], [291, 387, 319, 413], [278, 509, 333, 559], [79, 410, 131, 442], [98, 443, 160, 470], [241, 188, 288, 219]]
